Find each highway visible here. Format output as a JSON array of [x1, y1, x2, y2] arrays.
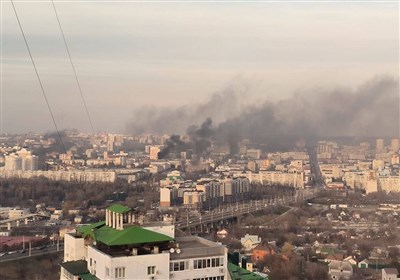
[[0, 243, 63, 263], [0, 213, 50, 225], [176, 189, 318, 229]]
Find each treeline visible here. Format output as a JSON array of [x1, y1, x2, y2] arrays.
[[248, 183, 296, 200], [0, 177, 148, 209], [0, 252, 63, 280]]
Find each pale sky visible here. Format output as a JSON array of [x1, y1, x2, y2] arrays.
[[1, 0, 399, 133]]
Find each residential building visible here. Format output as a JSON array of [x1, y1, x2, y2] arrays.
[[328, 260, 353, 279], [240, 234, 261, 252], [390, 138, 400, 152], [247, 149, 262, 160], [382, 268, 399, 280], [60, 204, 228, 280], [252, 242, 276, 263], [149, 146, 162, 160], [376, 138, 385, 152]]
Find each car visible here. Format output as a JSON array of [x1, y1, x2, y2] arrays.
[[0, 252, 6, 257]]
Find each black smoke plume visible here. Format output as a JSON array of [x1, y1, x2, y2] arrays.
[[157, 134, 187, 159], [128, 76, 399, 152]]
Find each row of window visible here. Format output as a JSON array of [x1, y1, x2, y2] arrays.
[[105, 266, 155, 279], [193, 277, 225, 280], [193, 257, 224, 269], [115, 267, 125, 279], [170, 261, 190, 271]]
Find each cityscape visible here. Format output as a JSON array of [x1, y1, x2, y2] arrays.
[[1, 1, 399, 280]]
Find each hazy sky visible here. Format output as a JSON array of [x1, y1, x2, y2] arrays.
[[1, 0, 399, 134]]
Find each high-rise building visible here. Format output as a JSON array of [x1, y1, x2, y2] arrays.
[[390, 138, 400, 152], [60, 204, 228, 280], [150, 146, 162, 160], [4, 154, 22, 171], [4, 149, 38, 171], [376, 138, 385, 151]]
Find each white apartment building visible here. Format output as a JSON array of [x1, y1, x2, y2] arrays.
[[4, 149, 38, 171], [343, 171, 400, 193], [0, 169, 116, 183], [60, 204, 228, 280], [239, 171, 304, 188]]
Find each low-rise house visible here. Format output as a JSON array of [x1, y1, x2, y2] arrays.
[[325, 253, 344, 263], [252, 243, 277, 263], [382, 268, 399, 280], [370, 247, 389, 259], [358, 259, 371, 269], [343, 256, 357, 266], [328, 260, 353, 279], [241, 234, 261, 252]]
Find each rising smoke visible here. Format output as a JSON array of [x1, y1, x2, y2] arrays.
[[128, 76, 399, 153]]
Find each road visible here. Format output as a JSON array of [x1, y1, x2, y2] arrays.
[[0, 243, 63, 263], [177, 189, 317, 229]]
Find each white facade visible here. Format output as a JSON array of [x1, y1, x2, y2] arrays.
[[62, 232, 228, 280], [87, 245, 170, 280], [64, 233, 85, 262], [0, 169, 116, 182]]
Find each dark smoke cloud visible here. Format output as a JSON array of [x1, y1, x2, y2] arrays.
[[128, 76, 399, 151], [126, 80, 249, 135], [157, 134, 187, 159]]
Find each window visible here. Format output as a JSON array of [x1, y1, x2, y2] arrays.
[[106, 268, 109, 277], [194, 257, 223, 269], [147, 266, 156, 275], [170, 261, 188, 271], [115, 267, 125, 278]]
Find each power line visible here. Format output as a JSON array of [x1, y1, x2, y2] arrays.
[[10, 0, 67, 153], [51, 0, 95, 135]]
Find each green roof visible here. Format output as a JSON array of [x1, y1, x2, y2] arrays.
[[78, 221, 106, 240], [94, 225, 173, 246], [78, 220, 174, 246], [228, 262, 268, 280], [107, 204, 132, 214], [61, 260, 89, 276]]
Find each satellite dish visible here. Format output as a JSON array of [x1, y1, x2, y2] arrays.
[[170, 248, 175, 253], [176, 248, 181, 254]]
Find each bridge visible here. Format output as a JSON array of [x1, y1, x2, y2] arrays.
[[176, 188, 318, 230], [0, 213, 50, 229]]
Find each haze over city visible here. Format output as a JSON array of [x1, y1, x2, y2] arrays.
[[2, 1, 399, 134]]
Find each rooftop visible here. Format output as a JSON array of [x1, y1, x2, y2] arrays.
[[61, 260, 89, 276], [228, 262, 268, 280], [170, 236, 226, 260], [106, 204, 131, 214], [78, 222, 173, 246]]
